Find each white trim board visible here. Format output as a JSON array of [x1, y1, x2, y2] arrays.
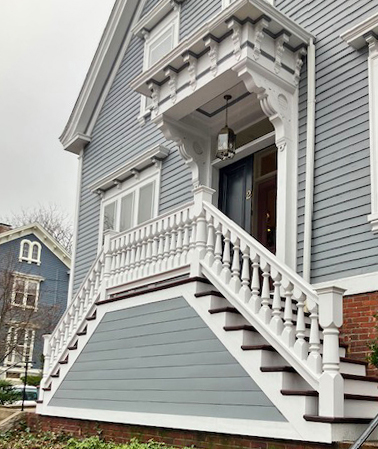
[[0, 223, 71, 268], [313, 271, 378, 296]]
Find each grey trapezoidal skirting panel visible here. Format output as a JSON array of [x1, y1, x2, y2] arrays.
[[49, 297, 286, 422]]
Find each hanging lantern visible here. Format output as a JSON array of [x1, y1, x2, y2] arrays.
[[216, 94, 236, 160]]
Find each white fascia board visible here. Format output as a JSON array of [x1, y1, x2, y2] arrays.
[[60, 0, 142, 151], [63, 133, 91, 155], [340, 12, 378, 49], [0, 223, 71, 268], [89, 145, 170, 193]]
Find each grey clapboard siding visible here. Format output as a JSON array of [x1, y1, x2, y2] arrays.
[[180, 0, 222, 40], [49, 297, 285, 422], [276, 0, 378, 282]]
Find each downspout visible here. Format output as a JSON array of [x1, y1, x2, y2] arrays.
[[303, 38, 316, 283], [67, 149, 84, 305]]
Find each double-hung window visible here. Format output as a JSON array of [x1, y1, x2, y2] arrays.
[[100, 166, 160, 241], [4, 327, 35, 366], [12, 276, 40, 310]]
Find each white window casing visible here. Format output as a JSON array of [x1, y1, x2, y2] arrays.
[[12, 275, 41, 310], [98, 164, 161, 249], [19, 239, 42, 265], [341, 15, 378, 234]]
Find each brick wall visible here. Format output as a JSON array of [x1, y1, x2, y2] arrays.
[[340, 291, 378, 377], [25, 414, 378, 449]]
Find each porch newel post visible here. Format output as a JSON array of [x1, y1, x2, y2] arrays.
[[41, 334, 51, 390], [190, 186, 215, 277], [316, 286, 345, 417]]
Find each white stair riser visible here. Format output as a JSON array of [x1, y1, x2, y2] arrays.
[[344, 399, 378, 418], [344, 379, 378, 396], [280, 372, 313, 391], [339, 361, 366, 376], [260, 350, 287, 367], [224, 313, 250, 327]]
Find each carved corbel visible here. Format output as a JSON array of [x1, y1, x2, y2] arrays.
[[294, 47, 307, 86], [183, 52, 197, 91], [154, 114, 211, 188], [253, 18, 269, 60], [164, 66, 178, 104], [227, 17, 242, 61], [274, 33, 290, 74], [113, 180, 122, 189], [147, 80, 160, 115], [204, 35, 219, 77], [95, 189, 105, 199], [130, 169, 140, 179]]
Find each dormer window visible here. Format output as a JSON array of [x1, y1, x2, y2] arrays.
[[19, 239, 42, 265]]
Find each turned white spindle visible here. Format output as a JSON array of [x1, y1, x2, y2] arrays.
[[79, 288, 86, 320], [270, 271, 283, 335], [182, 218, 190, 265], [220, 229, 231, 284], [294, 293, 308, 360], [134, 231, 142, 280], [139, 229, 147, 278], [250, 253, 260, 312], [213, 222, 223, 275], [145, 225, 153, 276], [259, 261, 271, 324], [204, 216, 215, 267], [168, 216, 177, 270], [162, 221, 171, 271], [240, 245, 251, 302], [230, 236, 241, 293], [115, 238, 122, 284], [129, 236, 137, 281], [109, 240, 117, 286], [157, 224, 165, 272], [123, 235, 131, 283], [175, 214, 184, 266], [307, 302, 322, 374], [151, 224, 159, 274], [188, 217, 197, 257], [119, 235, 127, 280], [282, 282, 295, 347]]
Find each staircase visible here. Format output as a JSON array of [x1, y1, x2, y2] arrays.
[[38, 187, 378, 442]]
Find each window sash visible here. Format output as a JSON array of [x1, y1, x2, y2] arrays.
[[12, 278, 39, 309]]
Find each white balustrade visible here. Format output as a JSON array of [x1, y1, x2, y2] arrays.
[[43, 191, 345, 418]]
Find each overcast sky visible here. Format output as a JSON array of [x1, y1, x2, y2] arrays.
[[0, 0, 115, 222]]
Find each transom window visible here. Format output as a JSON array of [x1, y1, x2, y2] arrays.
[[4, 327, 35, 367], [19, 239, 42, 265], [100, 166, 160, 242], [12, 277, 40, 310]]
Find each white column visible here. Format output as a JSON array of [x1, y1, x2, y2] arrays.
[[367, 35, 378, 233]]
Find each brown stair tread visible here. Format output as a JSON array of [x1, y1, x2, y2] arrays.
[[209, 307, 240, 315], [281, 389, 318, 397], [86, 312, 97, 321], [304, 415, 372, 424], [68, 341, 78, 350], [345, 393, 378, 401], [42, 386, 51, 392], [51, 372, 60, 378], [195, 290, 224, 298], [261, 366, 296, 373], [242, 344, 276, 352], [340, 357, 368, 366], [36, 400, 43, 404], [343, 373, 378, 383], [224, 325, 256, 332], [59, 357, 68, 365], [77, 326, 87, 336]]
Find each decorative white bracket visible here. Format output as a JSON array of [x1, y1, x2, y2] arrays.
[[253, 18, 269, 60], [227, 17, 243, 61], [294, 47, 307, 86], [183, 52, 198, 91], [164, 66, 178, 104], [204, 35, 219, 77], [274, 33, 290, 74], [147, 80, 160, 115]]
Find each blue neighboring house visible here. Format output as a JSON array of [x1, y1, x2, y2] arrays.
[[0, 223, 70, 383]]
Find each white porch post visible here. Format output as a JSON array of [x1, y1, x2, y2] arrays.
[[316, 285, 345, 417], [190, 186, 215, 277]]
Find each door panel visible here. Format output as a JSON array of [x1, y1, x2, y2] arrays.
[[219, 155, 253, 232]]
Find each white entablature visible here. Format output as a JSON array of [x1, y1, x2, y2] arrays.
[[130, 0, 313, 122]]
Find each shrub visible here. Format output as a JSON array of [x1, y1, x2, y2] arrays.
[[20, 374, 42, 387], [367, 313, 378, 368], [0, 380, 19, 405]]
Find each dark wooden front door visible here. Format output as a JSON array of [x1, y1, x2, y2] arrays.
[[219, 149, 277, 253], [219, 155, 253, 232]]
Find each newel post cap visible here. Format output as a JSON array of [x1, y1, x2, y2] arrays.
[[192, 185, 215, 214], [315, 285, 346, 329]]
